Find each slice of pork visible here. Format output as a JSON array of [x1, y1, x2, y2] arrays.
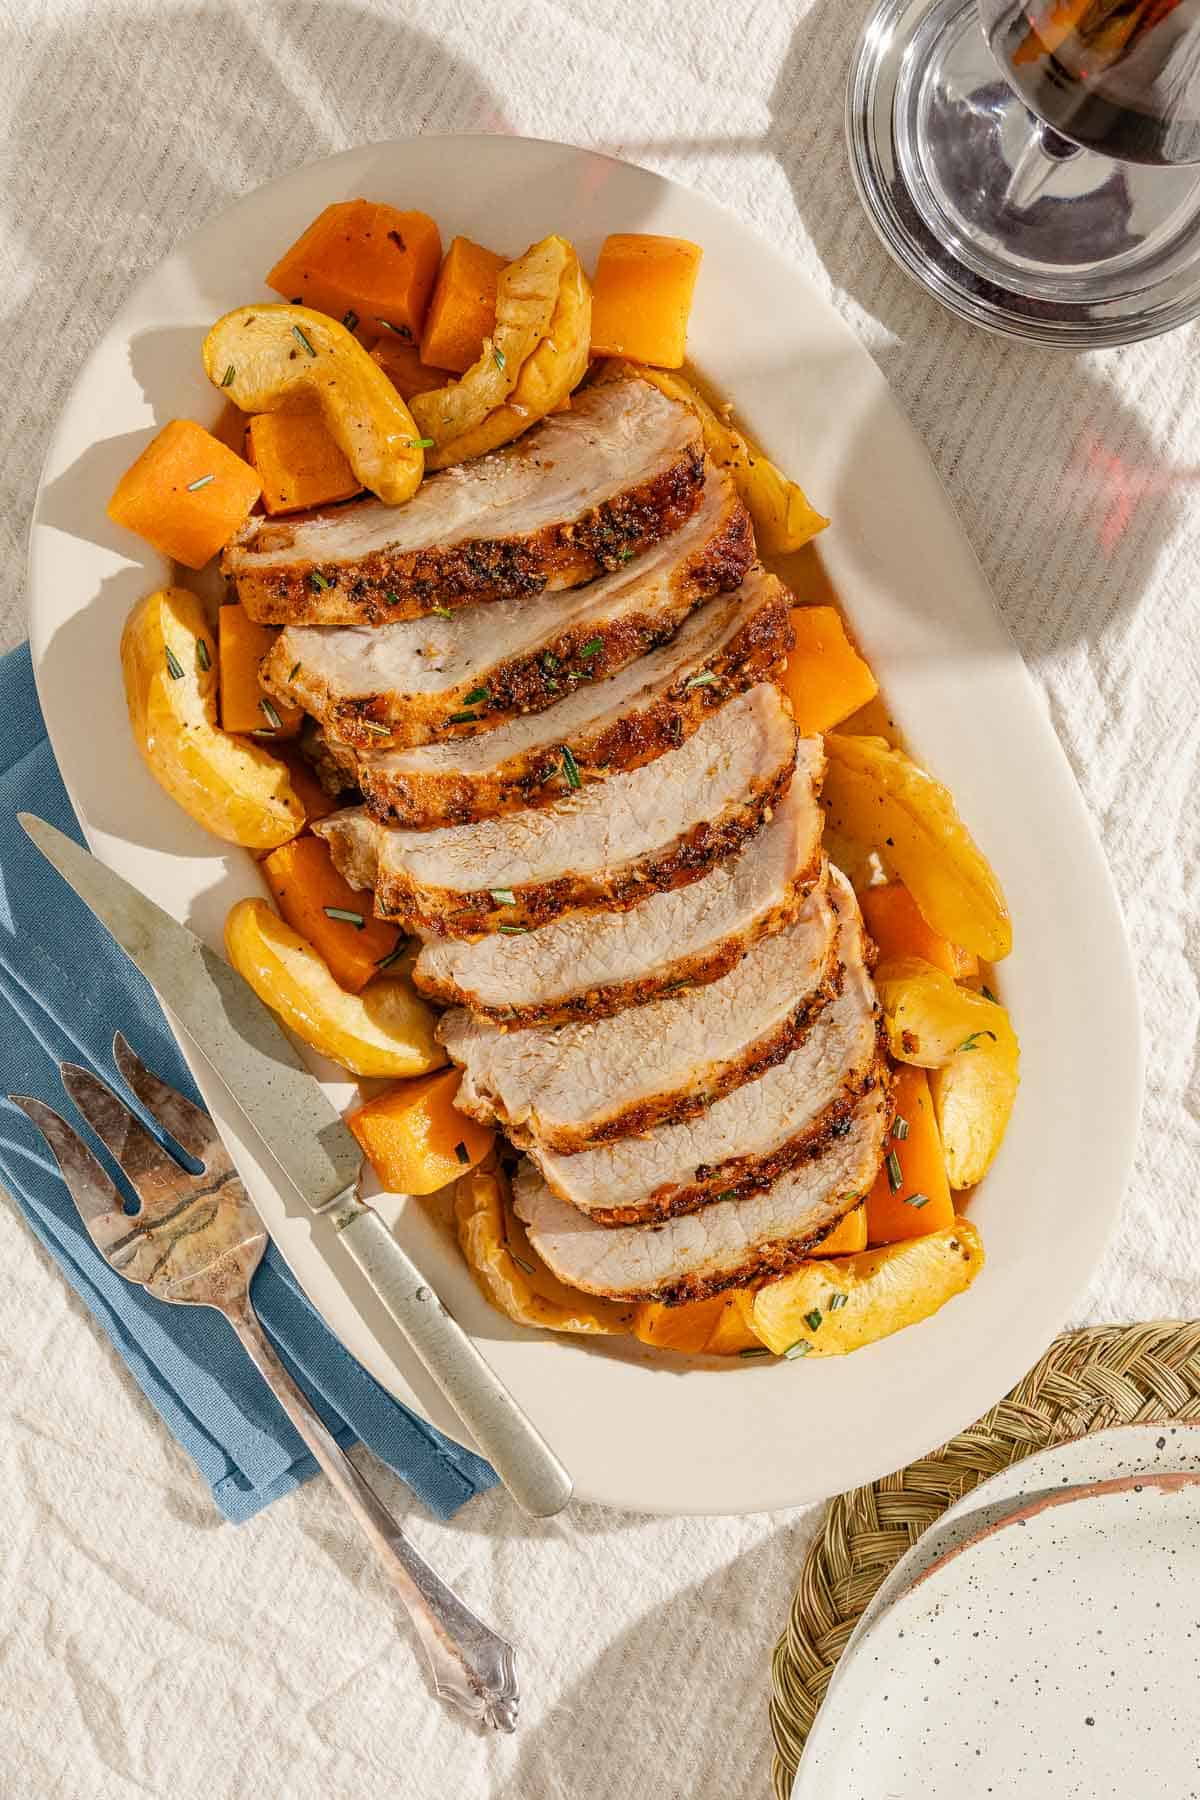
[[260, 469, 753, 749], [412, 742, 826, 1026], [356, 568, 792, 826], [531, 875, 883, 1221], [314, 686, 800, 937], [438, 876, 839, 1153], [225, 375, 705, 626], [513, 1082, 893, 1304]]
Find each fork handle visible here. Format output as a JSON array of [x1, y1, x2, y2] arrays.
[[224, 1297, 518, 1732]]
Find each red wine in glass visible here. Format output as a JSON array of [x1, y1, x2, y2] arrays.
[[984, 0, 1200, 164]]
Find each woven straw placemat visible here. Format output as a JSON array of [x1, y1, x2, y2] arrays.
[[769, 1319, 1200, 1799]]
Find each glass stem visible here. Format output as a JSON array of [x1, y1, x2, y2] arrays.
[[1002, 116, 1083, 210]]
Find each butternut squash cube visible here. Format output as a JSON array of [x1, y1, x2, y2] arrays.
[[809, 1202, 868, 1256], [108, 419, 262, 569], [246, 412, 361, 515], [783, 605, 879, 736], [865, 1065, 955, 1245], [370, 338, 453, 401], [631, 1290, 759, 1355], [420, 235, 508, 374], [266, 199, 442, 345], [349, 1068, 494, 1196], [262, 833, 401, 994], [218, 605, 303, 737], [860, 881, 978, 980], [590, 233, 702, 368]]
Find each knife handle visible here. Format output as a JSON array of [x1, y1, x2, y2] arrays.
[[335, 1203, 573, 1518]]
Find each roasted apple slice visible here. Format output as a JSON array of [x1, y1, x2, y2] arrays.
[[121, 586, 303, 849]]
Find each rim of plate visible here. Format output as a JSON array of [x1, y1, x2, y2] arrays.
[[26, 136, 1144, 1513], [795, 1464, 1200, 1793]]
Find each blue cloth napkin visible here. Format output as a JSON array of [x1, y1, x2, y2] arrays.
[[0, 642, 496, 1523]]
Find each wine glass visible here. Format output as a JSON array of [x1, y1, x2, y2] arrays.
[[848, 0, 1200, 343]]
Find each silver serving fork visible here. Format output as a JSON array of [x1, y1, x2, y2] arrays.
[[10, 1032, 518, 1733]]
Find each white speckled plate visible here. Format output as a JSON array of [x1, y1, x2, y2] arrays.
[[793, 1428, 1200, 1799]]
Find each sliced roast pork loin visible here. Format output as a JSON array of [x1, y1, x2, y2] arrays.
[[513, 1082, 893, 1304], [314, 685, 800, 936], [260, 470, 753, 749], [530, 876, 884, 1222], [225, 375, 705, 626], [355, 568, 792, 827], [438, 876, 839, 1152], [412, 742, 826, 1026]]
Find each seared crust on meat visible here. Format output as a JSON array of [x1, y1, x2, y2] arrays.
[[413, 847, 824, 1026], [513, 1082, 894, 1305], [319, 753, 795, 936], [579, 1043, 889, 1224], [260, 478, 754, 748], [451, 940, 844, 1153], [357, 588, 793, 828], [228, 448, 705, 626]]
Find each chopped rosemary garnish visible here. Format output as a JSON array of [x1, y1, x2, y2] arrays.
[[195, 638, 211, 673], [541, 651, 559, 673], [498, 924, 528, 934], [463, 686, 490, 705], [803, 1309, 823, 1332], [376, 318, 414, 341], [309, 569, 332, 591], [186, 472, 215, 492], [292, 323, 317, 357], [490, 888, 517, 906], [579, 637, 603, 659], [454, 1140, 470, 1164], [342, 308, 359, 332], [164, 645, 185, 681], [783, 1339, 812, 1360], [714, 1189, 737, 1202], [432, 605, 453, 620], [511, 1252, 536, 1276], [323, 906, 365, 928], [738, 1346, 770, 1358], [561, 744, 582, 790], [885, 1148, 903, 1193], [827, 1292, 849, 1312], [258, 696, 283, 732], [685, 671, 718, 689], [374, 941, 407, 971], [892, 1115, 910, 1141], [493, 346, 506, 370], [905, 1192, 932, 1209], [958, 1029, 998, 1052], [288, 661, 301, 681], [982, 984, 999, 1004], [407, 436, 435, 449], [221, 364, 236, 387], [447, 710, 479, 725], [617, 547, 635, 561], [384, 590, 403, 606]]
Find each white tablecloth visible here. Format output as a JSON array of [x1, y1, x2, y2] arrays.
[[2, 1, 1196, 1795]]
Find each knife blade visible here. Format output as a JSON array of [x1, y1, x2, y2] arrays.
[[20, 814, 573, 1517]]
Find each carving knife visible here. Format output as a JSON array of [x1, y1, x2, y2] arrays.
[[19, 814, 573, 1518]]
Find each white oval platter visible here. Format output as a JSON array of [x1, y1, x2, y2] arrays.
[[27, 135, 1142, 1513]]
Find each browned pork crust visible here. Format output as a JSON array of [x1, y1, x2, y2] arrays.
[[229, 445, 705, 627], [457, 945, 844, 1155], [358, 593, 792, 828]]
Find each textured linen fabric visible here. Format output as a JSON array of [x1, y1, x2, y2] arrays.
[[0, 643, 495, 1524], [1, 0, 1197, 1796]]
